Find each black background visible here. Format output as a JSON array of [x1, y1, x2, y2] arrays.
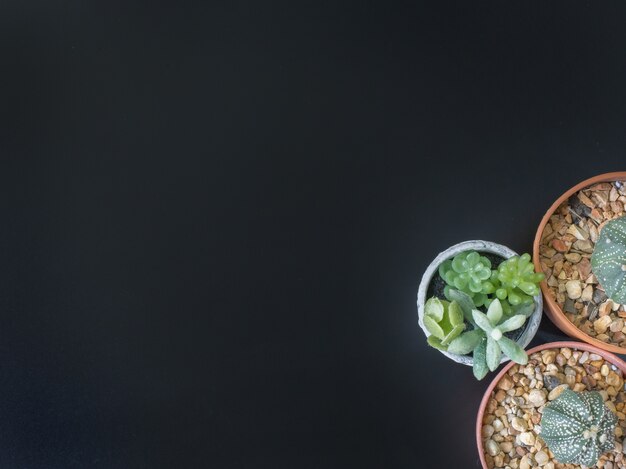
[[2, 1, 626, 468]]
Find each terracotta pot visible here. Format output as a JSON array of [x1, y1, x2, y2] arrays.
[[475, 340, 626, 469], [417, 240, 543, 366], [532, 172, 626, 354]]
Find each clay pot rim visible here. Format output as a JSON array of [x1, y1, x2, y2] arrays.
[[532, 172, 626, 354], [475, 340, 626, 469], [417, 240, 543, 366]]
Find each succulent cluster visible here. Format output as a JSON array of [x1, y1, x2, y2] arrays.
[[439, 251, 543, 312], [422, 297, 465, 351], [541, 389, 617, 466], [592, 215, 626, 304], [424, 250, 543, 379], [439, 252, 494, 307], [494, 253, 544, 306]]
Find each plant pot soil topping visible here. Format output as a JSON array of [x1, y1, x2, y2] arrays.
[[480, 346, 626, 469], [539, 180, 626, 347]]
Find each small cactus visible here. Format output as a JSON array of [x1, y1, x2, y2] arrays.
[[591, 215, 626, 304], [541, 389, 617, 466], [423, 297, 465, 350]]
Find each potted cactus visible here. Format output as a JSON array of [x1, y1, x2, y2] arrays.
[[476, 341, 626, 469], [541, 389, 617, 466], [417, 240, 544, 378], [533, 172, 626, 354], [592, 216, 626, 304]]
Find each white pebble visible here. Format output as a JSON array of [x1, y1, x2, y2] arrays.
[[535, 450, 549, 465], [527, 389, 546, 407], [511, 417, 527, 432], [486, 439, 500, 456], [519, 432, 535, 446]]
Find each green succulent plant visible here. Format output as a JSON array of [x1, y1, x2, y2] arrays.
[[445, 291, 529, 380], [541, 389, 617, 467], [592, 215, 626, 304], [472, 299, 529, 369], [494, 253, 544, 306], [439, 251, 495, 307], [422, 297, 465, 351]]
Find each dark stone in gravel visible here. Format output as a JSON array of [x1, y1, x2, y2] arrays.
[[568, 194, 591, 221], [593, 288, 607, 304], [588, 303, 599, 321], [543, 374, 562, 391], [564, 298, 577, 314]]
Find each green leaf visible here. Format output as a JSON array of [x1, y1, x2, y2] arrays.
[[452, 253, 468, 272], [466, 251, 480, 266], [444, 270, 457, 285], [472, 293, 487, 307], [473, 338, 488, 380], [500, 300, 512, 316], [486, 298, 503, 325], [481, 281, 495, 295], [591, 215, 626, 304], [448, 301, 463, 326], [438, 259, 452, 279], [519, 281, 539, 296], [469, 277, 483, 293], [424, 297, 444, 321], [427, 335, 447, 351], [498, 314, 527, 333], [441, 323, 465, 346], [472, 309, 493, 334], [498, 336, 528, 365], [447, 329, 484, 355], [476, 266, 491, 281], [510, 301, 535, 318], [508, 292, 522, 305], [486, 337, 501, 371], [454, 276, 468, 290], [423, 316, 444, 339], [447, 289, 475, 325]]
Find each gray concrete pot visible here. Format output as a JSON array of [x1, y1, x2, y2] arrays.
[[417, 240, 543, 366]]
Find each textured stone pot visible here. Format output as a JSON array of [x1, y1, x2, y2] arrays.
[[532, 172, 626, 355], [475, 341, 626, 469], [417, 240, 543, 366]]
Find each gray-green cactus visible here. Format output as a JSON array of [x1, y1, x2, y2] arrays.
[[592, 216, 626, 304], [541, 389, 617, 466], [423, 297, 465, 351]]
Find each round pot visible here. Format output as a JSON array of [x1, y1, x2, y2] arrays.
[[417, 240, 543, 366], [475, 340, 626, 469], [532, 172, 626, 354]]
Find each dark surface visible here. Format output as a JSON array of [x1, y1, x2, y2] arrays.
[[4, 1, 626, 468]]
